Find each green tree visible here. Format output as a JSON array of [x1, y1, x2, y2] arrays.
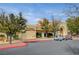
[[66, 16, 79, 35], [0, 12, 27, 44], [64, 4, 79, 35], [51, 19, 60, 37], [38, 18, 49, 37]]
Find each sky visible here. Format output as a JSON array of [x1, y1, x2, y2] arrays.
[[0, 3, 77, 24]]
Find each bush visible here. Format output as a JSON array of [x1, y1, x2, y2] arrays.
[[13, 34, 19, 40], [0, 35, 5, 41], [0, 34, 5, 37]]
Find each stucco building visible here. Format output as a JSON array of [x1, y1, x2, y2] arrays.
[[20, 22, 68, 40]]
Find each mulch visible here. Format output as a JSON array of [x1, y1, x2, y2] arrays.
[[0, 42, 28, 50]]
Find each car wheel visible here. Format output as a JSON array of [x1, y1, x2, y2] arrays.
[[63, 39, 65, 40], [54, 39, 56, 40], [60, 40, 62, 41], [65, 39, 67, 40]]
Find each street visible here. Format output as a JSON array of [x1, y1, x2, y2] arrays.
[[0, 40, 79, 55]]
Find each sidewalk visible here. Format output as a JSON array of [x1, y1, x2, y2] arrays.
[[72, 36, 79, 40], [23, 38, 53, 43]]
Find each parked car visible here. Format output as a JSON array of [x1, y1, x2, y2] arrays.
[[65, 35, 72, 40], [54, 36, 65, 41]]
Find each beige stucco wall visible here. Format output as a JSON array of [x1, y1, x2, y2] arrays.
[[21, 30, 36, 40], [20, 22, 68, 40], [59, 22, 68, 36]]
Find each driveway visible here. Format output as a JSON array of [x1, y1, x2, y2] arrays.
[[0, 40, 79, 55]]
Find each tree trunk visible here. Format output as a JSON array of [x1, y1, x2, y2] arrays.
[[6, 34, 9, 42], [53, 31, 56, 37], [9, 35, 12, 44]]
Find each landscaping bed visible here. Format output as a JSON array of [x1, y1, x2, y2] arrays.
[[0, 42, 28, 50]]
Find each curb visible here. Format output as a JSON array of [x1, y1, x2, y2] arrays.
[[0, 43, 28, 50], [24, 40, 52, 43]]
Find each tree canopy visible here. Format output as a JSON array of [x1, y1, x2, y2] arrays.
[[0, 12, 27, 44], [38, 18, 60, 37], [66, 16, 79, 35]]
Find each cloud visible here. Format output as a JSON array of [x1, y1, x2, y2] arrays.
[[0, 6, 19, 14], [0, 6, 66, 24], [0, 6, 40, 24], [45, 9, 65, 16], [23, 8, 66, 24], [23, 12, 42, 24]]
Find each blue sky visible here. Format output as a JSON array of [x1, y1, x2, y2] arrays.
[[0, 3, 77, 24]]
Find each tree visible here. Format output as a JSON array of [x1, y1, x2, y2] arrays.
[[8, 12, 27, 44], [64, 4, 79, 17], [66, 16, 79, 35], [64, 4, 79, 35], [51, 19, 60, 37], [38, 18, 49, 37], [0, 12, 27, 44], [75, 17, 79, 34]]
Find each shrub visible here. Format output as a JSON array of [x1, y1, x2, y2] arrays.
[[13, 34, 19, 40], [0, 34, 5, 37]]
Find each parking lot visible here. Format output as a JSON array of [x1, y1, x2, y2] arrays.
[[0, 40, 79, 55]]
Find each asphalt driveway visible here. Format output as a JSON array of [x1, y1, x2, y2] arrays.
[[0, 40, 79, 55]]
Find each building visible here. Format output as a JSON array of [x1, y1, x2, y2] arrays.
[[0, 21, 68, 42], [20, 22, 68, 40]]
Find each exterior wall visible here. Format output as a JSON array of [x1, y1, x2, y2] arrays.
[[59, 22, 68, 37], [20, 22, 68, 40], [21, 30, 36, 40]]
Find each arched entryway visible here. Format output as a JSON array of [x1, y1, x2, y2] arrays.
[[59, 27, 64, 36]]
